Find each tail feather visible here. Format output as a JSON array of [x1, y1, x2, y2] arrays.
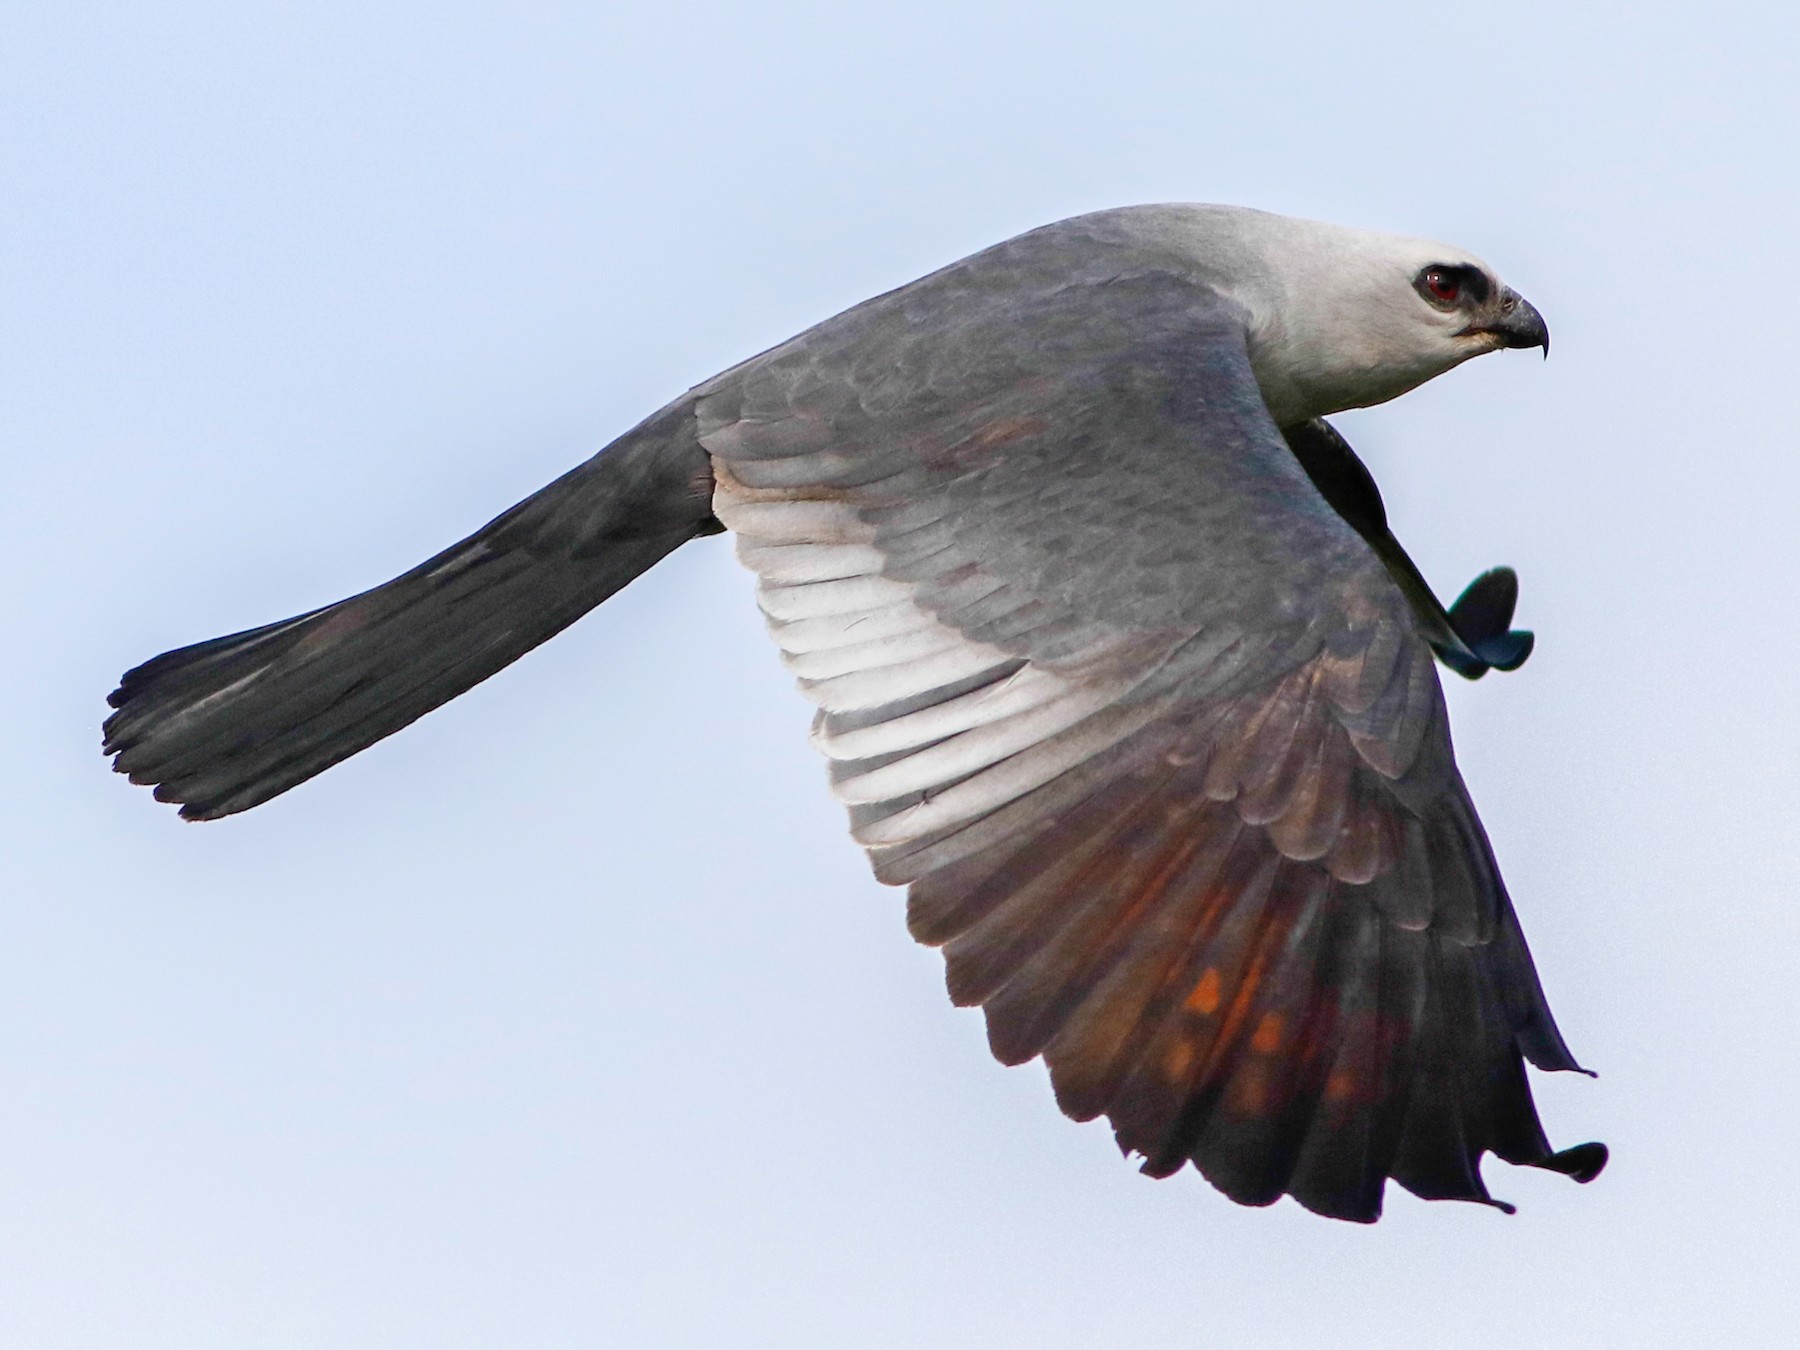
[[104, 402, 716, 819]]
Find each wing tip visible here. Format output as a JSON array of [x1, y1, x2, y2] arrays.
[[1532, 1140, 1609, 1185]]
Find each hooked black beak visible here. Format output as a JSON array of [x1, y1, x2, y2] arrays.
[[1469, 288, 1550, 357]]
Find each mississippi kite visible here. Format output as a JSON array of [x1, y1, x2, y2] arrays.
[[104, 205, 1606, 1222]]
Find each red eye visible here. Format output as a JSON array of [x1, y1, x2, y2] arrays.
[[1423, 269, 1461, 304]]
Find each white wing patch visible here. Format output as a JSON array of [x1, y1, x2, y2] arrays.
[[712, 461, 1136, 856]]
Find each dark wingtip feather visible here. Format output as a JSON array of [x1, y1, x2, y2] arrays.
[[1436, 647, 1490, 681], [1533, 1141, 1609, 1184], [1441, 567, 1534, 677], [1473, 630, 1534, 672], [1448, 567, 1519, 638]]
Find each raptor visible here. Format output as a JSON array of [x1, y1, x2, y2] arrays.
[[104, 204, 1607, 1221]]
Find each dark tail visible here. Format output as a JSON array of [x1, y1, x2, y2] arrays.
[[104, 399, 718, 820]]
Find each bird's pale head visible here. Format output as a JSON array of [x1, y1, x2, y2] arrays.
[[1181, 207, 1549, 427]]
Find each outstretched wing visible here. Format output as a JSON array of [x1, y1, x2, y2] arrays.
[[702, 224, 1603, 1220]]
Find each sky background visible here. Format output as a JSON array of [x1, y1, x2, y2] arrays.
[[3, 2, 1796, 1346]]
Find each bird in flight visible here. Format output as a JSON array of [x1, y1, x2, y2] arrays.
[[104, 204, 1606, 1222]]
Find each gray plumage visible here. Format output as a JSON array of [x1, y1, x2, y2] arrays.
[[105, 204, 1603, 1221]]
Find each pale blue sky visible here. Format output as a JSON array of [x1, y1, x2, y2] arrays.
[[3, 2, 1796, 1346]]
